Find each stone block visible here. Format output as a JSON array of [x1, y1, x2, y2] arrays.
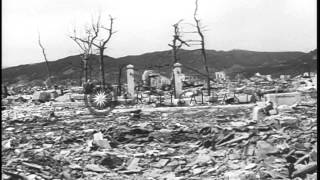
[[2, 99, 9, 106], [55, 94, 72, 102], [52, 102, 86, 107], [264, 92, 301, 107], [48, 91, 58, 99], [208, 96, 218, 103], [224, 170, 257, 180], [236, 94, 252, 103], [256, 140, 278, 159], [268, 109, 278, 115], [252, 106, 266, 121], [70, 86, 83, 93], [71, 94, 85, 100], [56, 89, 64, 96], [32, 91, 51, 102]]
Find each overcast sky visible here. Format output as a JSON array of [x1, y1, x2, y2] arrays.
[[2, 0, 317, 67]]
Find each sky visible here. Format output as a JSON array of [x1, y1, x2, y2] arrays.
[[2, 0, 317, 67]]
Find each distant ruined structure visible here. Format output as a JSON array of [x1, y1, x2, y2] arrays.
[[215, 71, 226, 81], [142, 70, 171, 89]]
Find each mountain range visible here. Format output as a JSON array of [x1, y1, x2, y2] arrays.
[[2, 49, 317, 87]]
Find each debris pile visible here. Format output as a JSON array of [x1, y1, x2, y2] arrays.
[[1, 90, 317, 179]]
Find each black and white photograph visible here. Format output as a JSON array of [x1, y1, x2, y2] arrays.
[[2, 0, 317, 179]]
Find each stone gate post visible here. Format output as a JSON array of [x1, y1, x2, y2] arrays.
[[126, 64, 135, 97], [173, 63, 183, 98]]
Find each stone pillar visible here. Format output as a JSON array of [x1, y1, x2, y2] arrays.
[[126, 64, 135, 97], [173, 63, 183, 98]]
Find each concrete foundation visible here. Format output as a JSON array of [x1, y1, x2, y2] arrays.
[[264, 92, 301, 107]]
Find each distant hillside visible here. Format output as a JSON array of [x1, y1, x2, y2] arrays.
[[2, 49, 317, 87]]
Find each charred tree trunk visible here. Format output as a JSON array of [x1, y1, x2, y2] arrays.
[[199, 43, 210, 96], [79, 71, 83, 86], [99, 48, 106, 89], [38, 33, 52, 88], [83, 57, 89, 82], [41, 48, 51, 80], [172, 39, 178, 64], [194, 0, 211, 96], [79, 59, 83, 86], [89, 58, 92, 80], [117, 65, 123, 96]]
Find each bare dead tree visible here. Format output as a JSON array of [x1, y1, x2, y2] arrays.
[[70, 15, 116, 89], [69, 16, 100, 83], [193, 0, 211, 96], [168, 20, 190, 64], [91, 15, 116, 89], [168, 20, 190, 98], [38, 33, 52, 88]]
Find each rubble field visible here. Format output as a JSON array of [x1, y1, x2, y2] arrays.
[[1, 91, 317, 180]]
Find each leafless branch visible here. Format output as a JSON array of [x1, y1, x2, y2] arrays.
[[92, 15, 115, 49], [181, 22, 197, 28], [187, 43, 202, 46], [69, 29, 86, 52], [201, 25, 209, 29], [181, 31, 199, 34], [185, 39, 202, 42]]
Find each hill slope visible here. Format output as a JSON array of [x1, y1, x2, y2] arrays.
[[2, 49, 317, 86]]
